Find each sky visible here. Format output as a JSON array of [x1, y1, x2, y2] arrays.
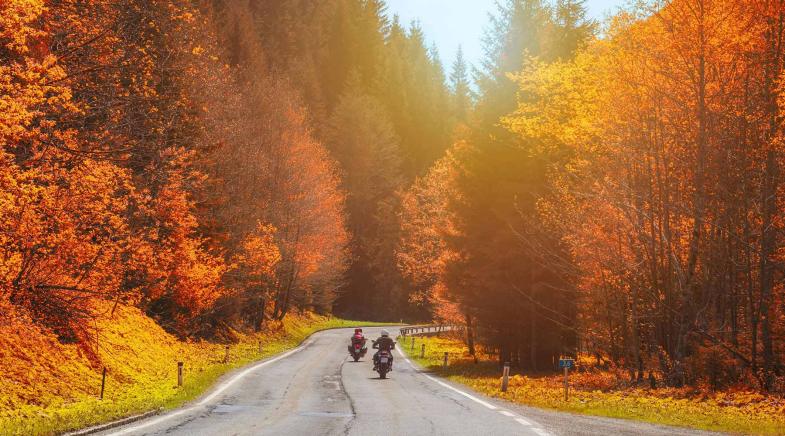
[[385, 0, 626, 71]]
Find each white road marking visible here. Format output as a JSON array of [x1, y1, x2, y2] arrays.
[[105, 410, 189, 436], [106, 340, 313, 435], [422, 373, 499, 410], [197, 346, 302, 406], [396, 348, 496, 410], [398, 343, 551, 436]]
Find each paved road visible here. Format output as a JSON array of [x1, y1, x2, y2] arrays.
[[100, 327, 719, 436]]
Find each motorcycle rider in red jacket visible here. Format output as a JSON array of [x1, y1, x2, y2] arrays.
[[349, 328, 367, 352]]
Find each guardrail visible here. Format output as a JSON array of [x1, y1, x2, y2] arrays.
[[399, 324, 463, 336]]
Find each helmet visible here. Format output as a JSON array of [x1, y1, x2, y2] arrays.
[[381, 329, 389, 337], [354, 328, 362, 334]]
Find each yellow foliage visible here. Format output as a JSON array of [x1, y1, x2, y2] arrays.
[[0, 304, 374, 435], [400, 335, 785, 436]]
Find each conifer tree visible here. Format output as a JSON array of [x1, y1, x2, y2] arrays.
[[449, 46, 474, 124]]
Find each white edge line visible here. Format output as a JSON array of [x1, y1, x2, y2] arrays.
[[106, 340, 314, 435], [398, 350, 497, 410], [396, 348, 497, 410], [397, 345, 552, 434], [426, 375, 498, 410], [106, 409, 189, 436], [197, 345, 302, 405]]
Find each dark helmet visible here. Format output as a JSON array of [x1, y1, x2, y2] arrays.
[[355, 328, 362, 334]]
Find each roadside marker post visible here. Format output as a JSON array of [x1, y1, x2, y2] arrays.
[[259, 341, 263, 354], [501, 362, 510, 392], [177, 361, 183, 387], [443, 352, 448, 369], [559, 357, 575, 401], [224, 345, 230, 363], [100, 367, 107, 400], [411, 336, 415, 352], [421, 343, 425, 358]]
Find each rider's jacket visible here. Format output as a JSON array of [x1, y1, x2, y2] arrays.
[[372, 336, 395, 351]]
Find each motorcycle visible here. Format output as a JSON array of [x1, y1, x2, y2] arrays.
[[375, 350, 392, 379], [348, 339, 367, 362]]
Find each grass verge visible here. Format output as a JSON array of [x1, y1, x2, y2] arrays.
[[398, 334, 785, 435], [0, 306, 391, 436]]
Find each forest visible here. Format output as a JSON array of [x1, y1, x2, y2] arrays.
[[1, 0, 783, 399]]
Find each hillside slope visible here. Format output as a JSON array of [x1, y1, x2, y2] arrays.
[[0, 304, 371, 435]]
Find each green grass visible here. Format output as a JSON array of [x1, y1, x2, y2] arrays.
[[398, 334, 785, 436], [1, 313, 394, 436]]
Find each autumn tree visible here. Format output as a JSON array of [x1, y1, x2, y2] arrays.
[[500, 0, 785, 388], [0, 0, 134, 340], [1, 0, 351, 340], [425, 0, 593, 369]]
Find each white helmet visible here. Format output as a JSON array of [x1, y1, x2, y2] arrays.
[[381, 329, 389, 337]]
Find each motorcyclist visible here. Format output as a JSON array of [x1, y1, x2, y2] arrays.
[[348, 328, 367, 354], [372, 330, 395, 370]]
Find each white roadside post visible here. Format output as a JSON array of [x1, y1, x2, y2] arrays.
[[501, 362, 510, 392]]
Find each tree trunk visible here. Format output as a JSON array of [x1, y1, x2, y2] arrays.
[[759, 149, 777, 389], [464, 310, 475, 356], [759, 0, 783, 389]]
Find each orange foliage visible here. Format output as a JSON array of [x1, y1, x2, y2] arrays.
[[1, 0, 349, 340]]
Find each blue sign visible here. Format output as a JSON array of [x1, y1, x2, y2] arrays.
[[559, 358, 575, 369]]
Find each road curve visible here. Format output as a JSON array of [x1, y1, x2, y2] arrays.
[[98, 327, 719, 436]]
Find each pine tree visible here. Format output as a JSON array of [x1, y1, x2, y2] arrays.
[[325, 91, 404, 319], [449, 46, 474, 124], [432, 0, 595, 368], [547, 0, 596, 60]]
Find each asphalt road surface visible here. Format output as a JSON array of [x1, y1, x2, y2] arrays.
[[99, 327, 720, 436]]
